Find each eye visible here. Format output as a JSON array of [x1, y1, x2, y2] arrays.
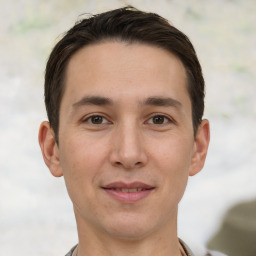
[[147, 115, 172, 125], [83, 115, 109, 125]]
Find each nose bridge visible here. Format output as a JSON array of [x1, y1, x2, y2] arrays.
[[110, 118, 147, 169]]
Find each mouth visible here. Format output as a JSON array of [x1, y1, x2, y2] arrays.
[[104, 187, 151, 192], [101, 182, 155, 203]]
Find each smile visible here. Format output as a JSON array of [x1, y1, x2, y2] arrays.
[[102, 182, 155, 203], [105, 188, 150, 192]]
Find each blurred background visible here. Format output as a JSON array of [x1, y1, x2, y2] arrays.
[[0, 0, 255, 255]]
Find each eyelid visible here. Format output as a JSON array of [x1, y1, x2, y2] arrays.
[[145, 113, 175, 125], [82, 113, 112, 124]]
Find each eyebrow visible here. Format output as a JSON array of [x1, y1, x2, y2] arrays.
[[72, 95, 182, 109], [73, 96, 113, 108], [142, 97, 182, 108]]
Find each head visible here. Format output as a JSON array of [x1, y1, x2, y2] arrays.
[[39, 6, 210, 244], [44, 6, 205, 143]]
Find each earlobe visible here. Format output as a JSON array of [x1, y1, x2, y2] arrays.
[[189, 119, 210, 176], [38, 121, 63, 177]]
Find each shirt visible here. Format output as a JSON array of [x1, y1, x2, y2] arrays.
[[65, 239, 198, 256]]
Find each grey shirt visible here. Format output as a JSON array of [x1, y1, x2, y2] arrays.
[[65, 239, 198, 256]]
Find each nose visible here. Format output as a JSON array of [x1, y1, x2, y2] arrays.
[[109, 122, 148, 170]]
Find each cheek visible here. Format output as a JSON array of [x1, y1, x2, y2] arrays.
[[58, 136, 107, 212], [60, 132, 107, 167], [58, 134, 108, 191], [156, 136, 193, 170], [153, 137, 193, 194]]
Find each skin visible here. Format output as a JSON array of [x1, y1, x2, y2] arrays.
[[39, 41, 210, 256]]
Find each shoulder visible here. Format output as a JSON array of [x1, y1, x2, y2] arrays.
[[65, 245, 77, 256], [179, 239, 227, 256], [206, 252, 227, 256]]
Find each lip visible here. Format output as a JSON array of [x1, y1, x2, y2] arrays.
[[102, 181, 155, 203], [103, 181, 154, 189]]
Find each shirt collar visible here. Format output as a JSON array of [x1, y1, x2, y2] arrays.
[[67, 240, 196, 256], [179, 238, 195, 256]]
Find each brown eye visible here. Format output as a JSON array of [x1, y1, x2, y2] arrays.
[[146, 115, 172, 125], [152, 116, 165, 124], [84, 115, 109, 124], [90, 116, 103, 124]]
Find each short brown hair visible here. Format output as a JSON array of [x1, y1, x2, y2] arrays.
[[44, 6, 205, 142]]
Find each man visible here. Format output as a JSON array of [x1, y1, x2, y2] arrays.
[[39, 6, 213, 256]]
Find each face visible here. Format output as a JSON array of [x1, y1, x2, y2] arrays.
[[39, 41, 209, 240]]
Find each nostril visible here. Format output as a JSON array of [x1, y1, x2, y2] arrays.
[[110, 148, 147, 169], [114, 161, 143, 169]]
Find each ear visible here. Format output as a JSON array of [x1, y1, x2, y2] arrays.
[[189, 119, 210, 176], [38, 121, 63, 177]]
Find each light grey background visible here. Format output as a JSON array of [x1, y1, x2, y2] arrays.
[[0, 0, 255, 255]]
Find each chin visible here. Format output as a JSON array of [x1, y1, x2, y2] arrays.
[[102, 214, 160, 241], [107, 226, 151, 241]]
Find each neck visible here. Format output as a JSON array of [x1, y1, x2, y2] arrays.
[[74, 208, 181, 256]]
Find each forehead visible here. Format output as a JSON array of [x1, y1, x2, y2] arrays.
[[63, 41, 190, 107]]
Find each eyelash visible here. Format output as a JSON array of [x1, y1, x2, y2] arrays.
[[81, 114, 174, 126], [82, 115, 111, 125], [146, 114, 173, 125]]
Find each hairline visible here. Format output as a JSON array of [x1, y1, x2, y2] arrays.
[[55, 39, 198, 143]]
